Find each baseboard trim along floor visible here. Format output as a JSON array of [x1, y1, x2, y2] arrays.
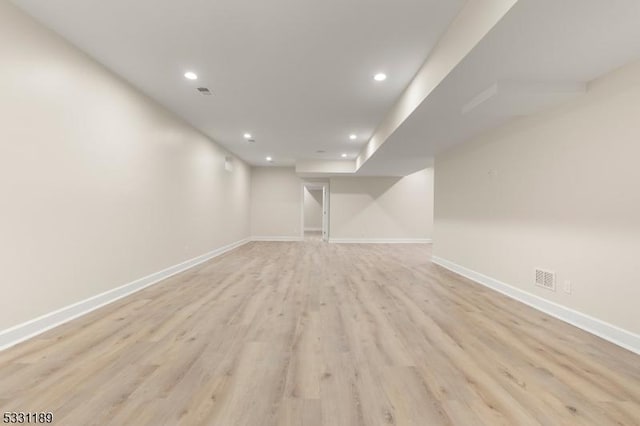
[[0, 238, 251, 352], [251, 236, 304, 242], [329, 238, 433, 244], [432, 256, 640, 355]]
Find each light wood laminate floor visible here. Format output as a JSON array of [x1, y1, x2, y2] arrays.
[[0, 241, 638, 425]]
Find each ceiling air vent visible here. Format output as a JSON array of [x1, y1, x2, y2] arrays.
[[197, 87, 212, 95], [535, 268, 555, 291]]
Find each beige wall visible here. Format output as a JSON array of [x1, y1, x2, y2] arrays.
[[433, 60, 640, 335], [250, 167, 302, 238], [330, 169, 434, 241], [250, 168, 434, 241], [0, 2, 251, 330], [303, 189, 323, 230]]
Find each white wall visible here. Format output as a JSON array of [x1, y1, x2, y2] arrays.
[[433, 60, 640, 336], [250, 167, 302, 239], [303, 188, 323, 231], [329, 168, 434, 241], [0, 2, 251, 331]]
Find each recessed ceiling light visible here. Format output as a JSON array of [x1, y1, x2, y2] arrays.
[[266, 156, 273, 162], [184, 71, 198, 80], [349, 134, 357, 140], [374, 73, 387, 82], [341, 153, 348, 158], [243, 133, 252, 139]]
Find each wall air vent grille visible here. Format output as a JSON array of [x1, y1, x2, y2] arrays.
[[197, 87, 212, 95], [535, 268, 555, 291]]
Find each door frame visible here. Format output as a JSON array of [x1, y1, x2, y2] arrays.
[[301, 181, 330, 241]]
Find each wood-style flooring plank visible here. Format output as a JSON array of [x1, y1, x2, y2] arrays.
[[0, 241, 638, 425]]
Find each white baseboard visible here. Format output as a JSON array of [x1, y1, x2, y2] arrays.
[[304, 228, 322, 232], [330, 238, 432, 244], [251, 236, 303, 242], [432, 256, 640, 355], [0, 238, 250, 352]]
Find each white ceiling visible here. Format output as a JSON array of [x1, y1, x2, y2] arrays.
[[13, 0, 465, 167], [358, 0, 640, 176], [13, 0, 640, 176]]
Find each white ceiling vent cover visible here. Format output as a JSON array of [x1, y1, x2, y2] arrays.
[[535, 268, 555, 291]]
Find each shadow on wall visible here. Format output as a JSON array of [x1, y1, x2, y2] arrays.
[[328, 169, 434, 240], [330, 177, 402, 198], [332, 177, 404, 226], [304, 187, 324, 231], [307, 188, 323, 204]]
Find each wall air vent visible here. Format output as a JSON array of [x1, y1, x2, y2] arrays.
[[197, 87, 212, 95], [535, 268, 556, 291]]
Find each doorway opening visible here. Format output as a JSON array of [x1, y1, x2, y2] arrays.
[[302, 182, 329, 242]]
